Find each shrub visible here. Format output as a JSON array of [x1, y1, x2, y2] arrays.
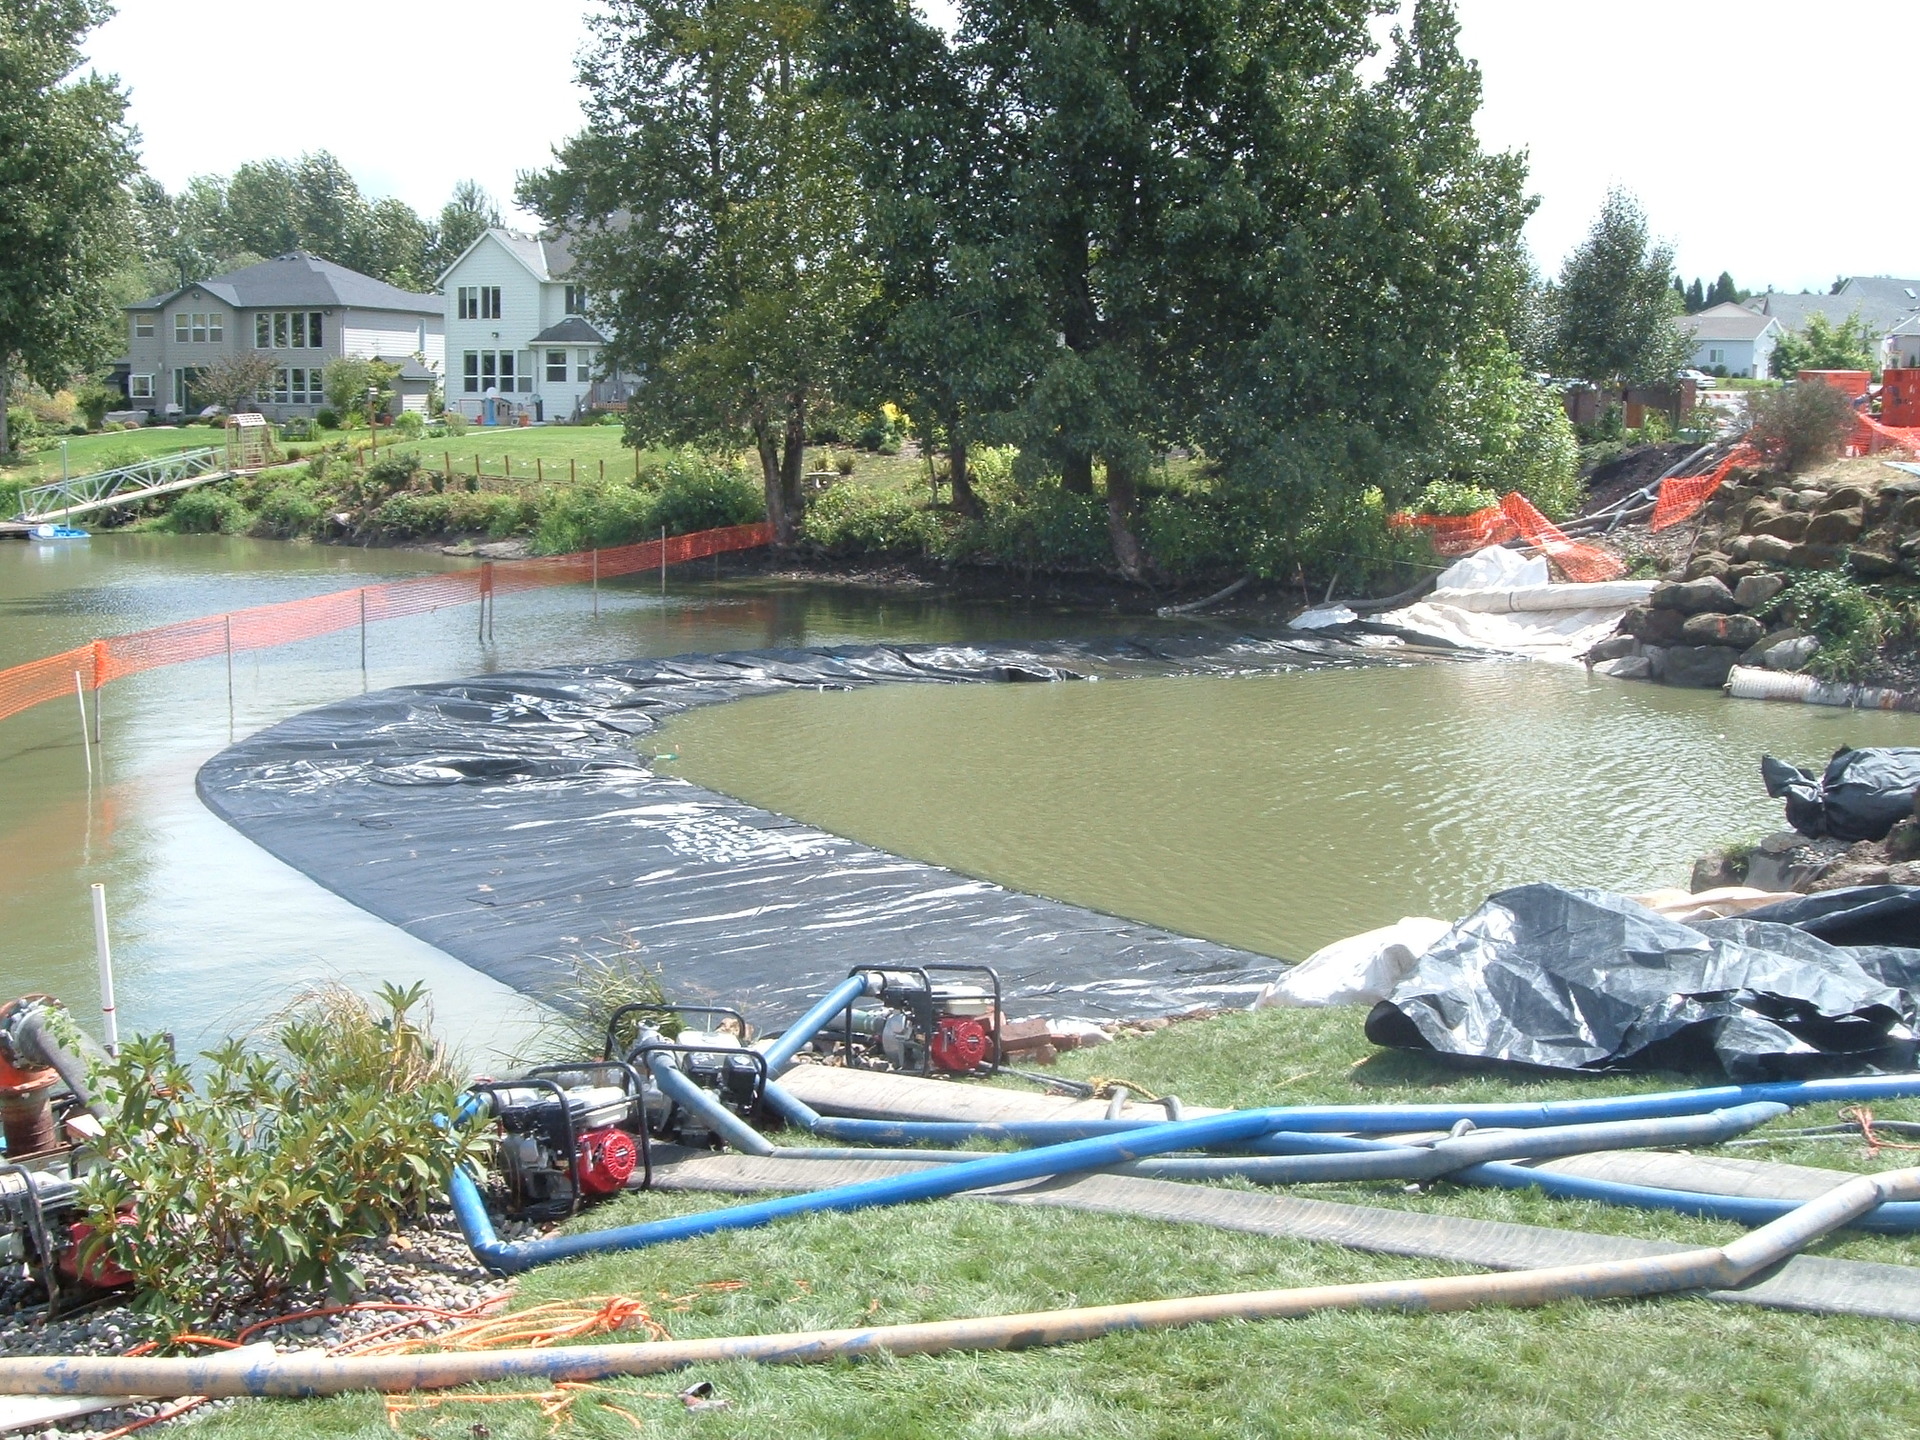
[[647, 451, 763, 535], [356, 450, 422, 507], [372, 491, 455, 538], [444, 411, 469, 436], [531, 478, 655, 552], [1414, 480, 1501, 517], [5, 406, 42, 448], [801, 482, 945, 557], [75, 384, 116, 430], [315, 408, 339, 429], [1745, 381, 1857, 472], [82, 983, 481, 1330], [953, 478, 1109, 571], [390, 410, 425, 440], [167, 485, 248, 534], [253, 485, 322, 538], [834, 452, 856, 476], [1771, 571, 1890, 680]]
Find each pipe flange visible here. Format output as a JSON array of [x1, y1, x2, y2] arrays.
[[0, 996, 57, 1084]]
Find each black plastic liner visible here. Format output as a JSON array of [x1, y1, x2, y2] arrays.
[[1763, 747, 1920, 841], [1741, 886, 1920, 949], [1364, 883, 1920, 1079], [199, 635, 1392, 1023]]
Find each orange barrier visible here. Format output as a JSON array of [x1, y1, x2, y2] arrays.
[[1852, 414, 1920, 457], [1649, 445, 1758, 532], [0, 522, 774, 726], [1394, 493, 1625, 581]]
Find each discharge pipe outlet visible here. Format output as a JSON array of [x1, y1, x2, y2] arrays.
[[0, 996, 108, 1121], [452, 1106, 1299, 1274], [14, 1166, 1920, 1399]]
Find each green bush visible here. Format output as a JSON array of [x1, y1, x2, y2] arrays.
[[75, 384, 116, 430], [390, 410, 425, 440], [83, 983, 480, 1331], [356, 450, 422, 507], [166, 485, 248, 534], [5, 406, 42, 448], [315, 408, 338, 429], [253, 485, 322, 538], [1771, 571, 1891, 680], [1746, 381, 1858, 473], [531, 478, 656, 553], [647, 451, 763, 535], [801, 482, 946, 557], [1413, 480, 1501, 517]]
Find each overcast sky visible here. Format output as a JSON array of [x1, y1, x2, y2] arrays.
[[86, 0, 1915, 295]]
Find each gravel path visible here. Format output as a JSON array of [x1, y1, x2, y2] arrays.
[[0, 1208, 503, 1439]]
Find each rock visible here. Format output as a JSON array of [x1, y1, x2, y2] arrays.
[[1745, 831, 1849, 892], [1691, 852, 1745, 892], [1684, 554, 1732, 583], [1899, 494, 1920, 527], [1650, 576, 1735, 615], [1748, 509, 1810, 541], [1804, 508, 1864, 544], [1620, 604, 1687, 644], [1820, 484, 1873, 513], [1850, 547, 1901, 578], [1586, 634, 1639, 662], [1744, 499, 1784, 528], [471, 539, 529, 559], [1596, 655, 1651, 679], [1762, 635, 1820, 671], [1733, 573, 1785, 610], [1740, 627, 1805, 665], [1661, 644, 1738, 689], [1786, 542, 1845, 569], [1747, 534, 1798, 565], [1790, 488, 1826, 512], [1888, 817, 1920, 863], [1680, 612, 1764, 648], [1643, 644, 1668, 679], [1727, 536, 1754, 562]]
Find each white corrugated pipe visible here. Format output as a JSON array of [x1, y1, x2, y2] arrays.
[[1428, 581, 1659, 614], [1726, 665, 1920, 713]]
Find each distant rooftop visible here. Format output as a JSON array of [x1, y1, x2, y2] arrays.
[[1677, 301, 1778, 342], [1745, 275, 1920, 336], [129, 251, 440, 315]]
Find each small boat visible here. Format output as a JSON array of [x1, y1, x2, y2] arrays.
[[29, 524, 89, 540]]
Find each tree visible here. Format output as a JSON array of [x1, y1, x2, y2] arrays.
[[0, 0, 139, 456], [1683, 277, 1706, 313], [194, 351, 276, 413], [521, 0, 865, 543], [427, 181, 501, 277], [323, 356, 402, 423], [1708, 270, 1744, 307], [1421, 337, 1582, 517], [1552, 188, 1690, 391], [1771, 311, 1878, 379]]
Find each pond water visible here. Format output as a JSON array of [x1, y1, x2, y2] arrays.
[[0, 535, 1137, 1065], [5, 533, 1917, 1066], [662, 653, 1920, 964]]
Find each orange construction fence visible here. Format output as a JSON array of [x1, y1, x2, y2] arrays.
[[1393, 492, 1626, 582], [0, 522, 774, 727], [1649, 444, 1758, 532]]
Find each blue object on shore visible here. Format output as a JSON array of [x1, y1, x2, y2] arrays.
[[29, 524, 89, 539]]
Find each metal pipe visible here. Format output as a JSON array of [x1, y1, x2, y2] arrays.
[[0, 997, 107, 1119], [15, 1166, 1919, 1399], [645, 1051, 775, 1158], [452, 1106, 1298, 1274]]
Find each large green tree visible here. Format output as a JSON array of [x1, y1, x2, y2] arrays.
[[1770, 310, 1878, 379], [0, 0, 139, 455], [522, 0, 866, 542], [1553, 187, 1689, 390], [426, 180, 501, 278]]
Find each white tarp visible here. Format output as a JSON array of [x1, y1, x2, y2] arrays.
[[1378, 546, 1650, 666], [1435, 547, 1547, 591], [1250, 916, 1453, 1009]]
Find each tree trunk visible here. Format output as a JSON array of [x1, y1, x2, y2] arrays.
[[1103, 455, 1149, 582], [779, 397, 806, 528], [753, 410, 792, 544], [0, 362, 10, 459], [1061, 451, 1093, 494], [949, 427, 978, 517]]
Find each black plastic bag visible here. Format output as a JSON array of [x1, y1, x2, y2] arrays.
[[1364, 883, 1919, 1078], [1763, 747, 1920, 841]]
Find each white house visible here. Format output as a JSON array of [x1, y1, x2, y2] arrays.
[[437, 229, 623, 425], [1675, 301, 1781, 379]]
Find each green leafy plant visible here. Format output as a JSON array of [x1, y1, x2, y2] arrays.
[[1413, 480, 1500, 517], [82, 983, 481, 1332], [251, 485, 321, 537], [645, 450, 763, 535], [165, 485, 248, 534], [1770, 571, 1890, 680]]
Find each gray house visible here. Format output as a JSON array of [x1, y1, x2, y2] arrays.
[[1675, 302, 1781, 379], [123, 252, 445, 421], [1744, 276, 1920, 372]]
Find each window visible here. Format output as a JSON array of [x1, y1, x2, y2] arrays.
[[134, 314, 154, 339], [546, 349, 568, 382], [308, 312, 322, 347], [576, 349, 591, 383], [273, 313, 288, 348], [291, 312, 306, 348], [174, 313, 189, 342], [129, 374, 153, 399], [458, 286, 478, 320], [565, 285, 585, 316], [482, 286, 501, 319], [189, 313, 208, 342], [1709, 348, 1725, 364], [208, 312, 223, 341], [266, 367, 321, 404], [481, 352, 497, 391], [457, 286, 501, 320], [463, 352, 479, 393], [256, 314, 270, 348], [173, 367, 202, 409], [465, 350, 521, 393]]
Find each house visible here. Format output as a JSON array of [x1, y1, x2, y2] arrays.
[[1675, 301, 1781, 379], [123, 252, 444, 421], [1743, 276, 1920, 370], [1888, 315, 1920, 369], [437, 228, 628, 424]]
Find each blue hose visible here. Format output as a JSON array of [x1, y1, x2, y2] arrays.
[[451, 1104, 1300, 1273]]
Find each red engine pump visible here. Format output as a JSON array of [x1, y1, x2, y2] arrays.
[[930, 1014, 992, 1073], [574, 1126, 639, 1196]]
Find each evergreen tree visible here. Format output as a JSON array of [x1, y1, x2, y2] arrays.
[[1552, 188, 1689, 390], [0, 0, 139, 454], [1684, 277, 1706, 313], [427, 181, 501, 278]]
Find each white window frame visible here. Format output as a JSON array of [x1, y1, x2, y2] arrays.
[[480, 286, 501, 320], [565, 285, 585, 316], [463, 351, 479, 393], [174, 313, 189, 342], [207, 312, 223, 341], [458, 286, 479, 320], [129, 374, 154, 399], [575, 349, 591, 382], [546, 349, 568, 382], [134, 314, 154, 339], [256, 314, 270, 348]]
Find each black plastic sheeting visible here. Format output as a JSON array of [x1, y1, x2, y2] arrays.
[[1364, 884, 1920, 1079], [1742, 886, 1920, 948], [1763, 747, 1920, 842], [199, 635, 1395, 1023]]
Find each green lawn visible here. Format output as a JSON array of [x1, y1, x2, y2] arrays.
[[0, 426, 222, 487], [190, 1006, 1920, 1439]]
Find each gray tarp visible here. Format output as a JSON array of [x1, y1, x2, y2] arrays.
[[198, 636, 1393, 1022]]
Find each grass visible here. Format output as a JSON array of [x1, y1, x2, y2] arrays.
[[186, 1005, 1920, 1439], [0, 425, 223, 486]]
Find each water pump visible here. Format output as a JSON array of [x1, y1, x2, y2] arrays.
[[831, 966, 1003, 1077], [467, 1062, 653, 1220], [603, 1005, 768, 1147]]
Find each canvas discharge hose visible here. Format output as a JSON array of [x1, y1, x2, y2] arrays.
[[8, 1165, 1918, 1400]]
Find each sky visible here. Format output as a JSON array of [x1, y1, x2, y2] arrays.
[[85, 0, 1919, 295]]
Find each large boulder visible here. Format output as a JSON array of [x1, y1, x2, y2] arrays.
[[1661, 644, 1739, 689], [1748, 509, 1810, 541], [1747, 534, 1798, 565], [1762, 635, 1820, 671], [1819, 485, 1873, 514], [1804, 508, 1864, 545], [1739, 626, 1807, 666], [1586, 634, 1639, 662], [1620, 604, 1687, 644], [1850, 546, 1901, 578], [1649, 576, 1735, 615], [1684, 554, 1732, 583], [1732, 573, 1785, 610], [1786, 542, 1845, 570], [1680, 611, 1765, 648]]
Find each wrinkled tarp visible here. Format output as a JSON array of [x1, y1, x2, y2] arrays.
[[199, 635, 1390, 1024], [1364, 883, 1920, 1079], [1743, 886, 1920, 949], [1764, 747, 1920, 842]]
